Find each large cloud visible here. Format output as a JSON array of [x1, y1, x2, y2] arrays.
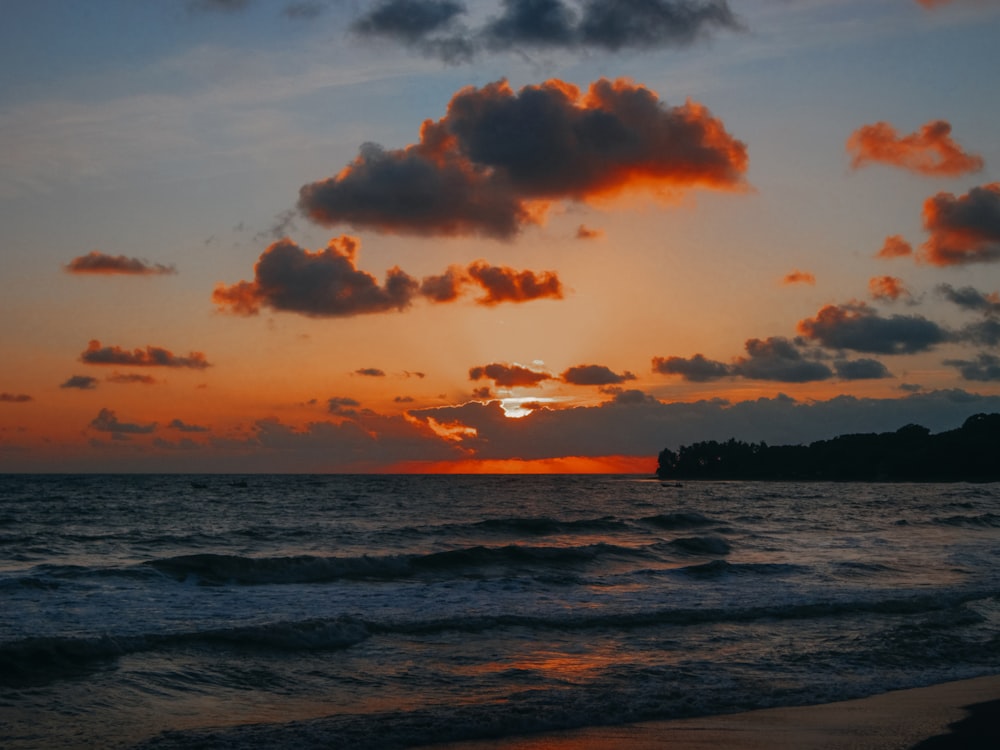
[[920, 183, 1000, 266], [65, 251, 176, 276], [730, 337, 833, 382], [214, 237, 564, 317], [943, 353, 1000, 382], [298, 77, 748, 239], [937, 284, 1000, 315], [560, 364, 635, 385], [797, 303, 949, 354], [81, 340, 211, 369], [847, 120, 983, 177], [352, 0, 740, 61], [652, 352, 730, 382]]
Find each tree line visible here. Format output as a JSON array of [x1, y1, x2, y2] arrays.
[[656, 413, 1000, 481]]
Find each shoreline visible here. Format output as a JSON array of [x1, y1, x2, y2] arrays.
[[423, 675, 1000, 750]]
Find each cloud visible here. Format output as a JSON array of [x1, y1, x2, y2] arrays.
[[937, 284, 1000, 315], [81, 340, 211, 369], [876, 235, 913, 260], [355, 368, 387, 377], [575, 224, 603, 240], [943, 353, 1000, 381], [89, 408, 156, 438], [298, 77, 748, 239], [0, 393, 32, 403], [781, 270, 815, 286], [834, 358, 892, 380], [652, 353, 731, 382], [469, 362, 553, 387], [560, 364, 636, 385], [465, 262, 563, 305], [869, 275, 909, 301], [958, 319, 1000, 347], [107, 373, 158, 385], [353, 0, 741, 60], [328, 396, 362, 416], [797, 303, 949, 354], [847, 120, 983, 176], [168, 419, 211, 433], [60, 375, 99, 390], [914, 0, 955, 7], [283, 2, 324, 19], [213, 236, 418, 317], [65, 251, 177, 276], [920, 183, 1000, 266], [730, 337, 832, 383], [186, 0, 250, 12]]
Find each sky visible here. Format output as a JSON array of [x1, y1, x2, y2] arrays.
[[2, 0, 1000, 473]]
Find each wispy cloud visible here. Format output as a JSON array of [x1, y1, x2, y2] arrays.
[[847, 119, 983, 177]]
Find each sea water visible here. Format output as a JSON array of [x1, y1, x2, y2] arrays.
[[1, 474, 998, 748]]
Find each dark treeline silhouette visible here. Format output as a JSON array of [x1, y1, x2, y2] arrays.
[[656, 413, 1000, 481]]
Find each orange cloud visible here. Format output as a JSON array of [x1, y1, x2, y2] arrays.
[[920, 183, 1000, 266], [782, 270, 815, 285], [469, 363, 553, 387], [299, 77, 748, 238], [576, 224, 603, 240], [216, 237, 566, 317], [81, 340, 210, 369], [877, 235, 913, 259], [869, 276, 909, 301], [65, 251, 176, 276], [847, 120, 983, 177], [107, 372, 158, 384]]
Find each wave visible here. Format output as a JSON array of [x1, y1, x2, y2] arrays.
[[471, 515, 627, 536], [145, 543, 653, 585], [675, 560, 804, 578], [933, 513, 1000, 528], [641, 511, 716, 529], [664, 535, 732, 555]]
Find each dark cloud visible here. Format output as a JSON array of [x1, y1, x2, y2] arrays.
[[958, 319, 1000, 348], [299, 77, 748, 239], [107, 373, 158, 385], [920, 183, 1000, 266], [186, 0, 250, 12], [731, 337, 833, 383], [797, 303, 949, 354], [469, 363, 553, 387], [169, 419, 211, 433], [560, 364, 636, 385], [353, 0, 740, 60], [834, 358, 893, 380], [328, 396, 362, 416], [781, 270, 815, 286], [847, 120, 983, 176], [943, 353, 1000, 381], [937, 284, 1000, 315], [81, 340, 211, 369], [394, 395, 416, 403], [60, 375, 99, 390], [355, 368, 387, 377], [89, 408, 156, 438], [466, 262, 563, 305], [869, 275, 909, 302], [876, 235, 913, 260], [652, 353, 730, 382], [213, 236, 418, 317], [0, 393, 33, 403], [65, 251, 176, 276]]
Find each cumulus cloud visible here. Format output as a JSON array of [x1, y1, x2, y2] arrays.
[[328, 396, 362, 416], [560, 364, 636, 385], [355, 368, 387, 377], [944, 353, 1000, 381], [781, 270, 815, 286], [89, 408, 156, 438], [60, 375, 99, 390], [65, 251, 177, 276], [876, 235, 914, 260], [216, 238, 565, 317], [869, 275, 909, 301], [920, 183, 1000, 266], [652, 353, 730, 382], [81, 340, 211, 369], [469, 362, 553, 387], [298, 77, 748, 239], [937, 284, 1000, 315], [847, 120, 983, 177], [168, 419, 211, 433], [797, 303, 949, 354], [353, 0, 740, 60], [834, 358, 892, 380], [0, 393, 32, 403], [731, 337, 832, 383]]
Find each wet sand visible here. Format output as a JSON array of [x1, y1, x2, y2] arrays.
[[426, 675, 1000, 750]]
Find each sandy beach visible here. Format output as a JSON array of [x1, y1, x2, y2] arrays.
[[426, 675, 1000, 750]]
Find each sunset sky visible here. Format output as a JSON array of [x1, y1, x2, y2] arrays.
[[3, 0, 1000, 473]]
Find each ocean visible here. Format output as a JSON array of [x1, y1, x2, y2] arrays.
[[1, 474, 999, 749]]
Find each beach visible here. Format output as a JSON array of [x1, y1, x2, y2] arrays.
[[428, 675, 1000, 750]]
